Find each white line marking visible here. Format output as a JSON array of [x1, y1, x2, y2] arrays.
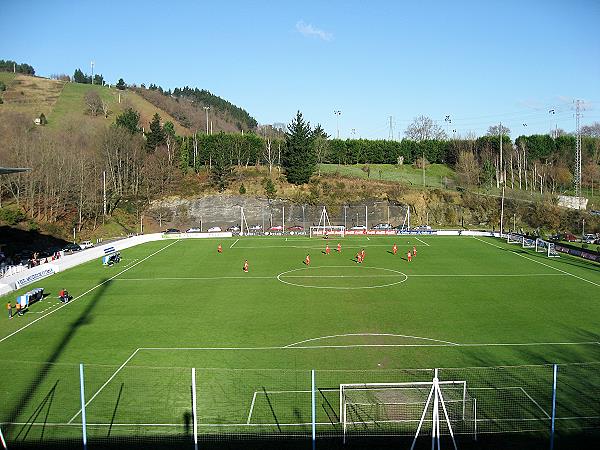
[[116, 276, 275, 281], [283, 333, 459, 348], [230, 239, 239, 248], [472, 237, 600, 288], [415, 237, 430, 247], [0, 240, 181, 345], [366, 237, 370, 241], [68, 348, 140, 423], [519, 387, 551, 418], [247, 392, 258, 424]]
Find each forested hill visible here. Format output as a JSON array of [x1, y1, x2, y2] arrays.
[[136, 84, 258, 132]]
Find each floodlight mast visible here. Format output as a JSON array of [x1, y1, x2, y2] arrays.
[[334, 110, 341, 139]]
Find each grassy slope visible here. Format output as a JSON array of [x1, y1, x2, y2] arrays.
[[0, 236, 598, 439], [0, 74, 64, 118], [319, 163, 456, 188], [47, 82, 190, 134]]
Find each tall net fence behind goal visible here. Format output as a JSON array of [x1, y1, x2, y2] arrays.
[[340, 381, 475, 440]]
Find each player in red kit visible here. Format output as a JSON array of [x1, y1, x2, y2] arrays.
[[217, 244, 223, 253], [325, 244, 330, 255], [337, 242, 341, 253], [407, 251, 412, 262], [243, 260, 249, 272], [392, 243, 397, 255], [361, 248, 366, 261], [305, 254, 311, 266], [413, 246, 417, 256]]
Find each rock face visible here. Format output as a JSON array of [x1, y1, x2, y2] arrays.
[[148, 196, 410, 230]]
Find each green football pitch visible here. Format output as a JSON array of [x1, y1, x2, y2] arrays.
[[1, 235, 599, 444]]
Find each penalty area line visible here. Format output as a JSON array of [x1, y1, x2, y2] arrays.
[[68, 348, 141, 424], [414, 237, 430, 247], [230, 239, 239, 248]]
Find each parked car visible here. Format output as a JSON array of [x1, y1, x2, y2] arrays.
[[563, 233, 577, 242], [62, 243, 82, 253], [227, 225, 241, 232], [414, 225, 432, 231], [248, 224, 263, 232], [372, 223, 393, 230], [268, 225, 284, 232], [583, 234, 597, 244], [350, 225, 366, 231], [80, 241, 94, 249], [287, 225, 304, 231], [207, 226, 222, 232], [186, 228, 201, 233], [164, 228, 181, 234]]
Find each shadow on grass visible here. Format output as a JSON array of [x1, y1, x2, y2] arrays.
[[4, 278, 111, 439]]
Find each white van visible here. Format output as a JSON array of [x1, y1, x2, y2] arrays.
[[80, 241, 94, 249]]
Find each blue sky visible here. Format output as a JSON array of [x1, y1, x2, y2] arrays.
[[2, 0, 599, 138]]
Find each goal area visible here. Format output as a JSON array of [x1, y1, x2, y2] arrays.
[[340, 380, 476, 442]]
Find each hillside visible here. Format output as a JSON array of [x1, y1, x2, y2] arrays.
[[0, 73, 256, 136]]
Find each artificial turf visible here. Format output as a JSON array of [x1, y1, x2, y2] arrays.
[[1, 235, 599, 445]]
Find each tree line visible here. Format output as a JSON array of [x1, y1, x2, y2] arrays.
[[0, 59, 35, 75], [1, 105, 599, 235]]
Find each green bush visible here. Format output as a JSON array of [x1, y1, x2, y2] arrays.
[[239, 183, 246, 195], [28, 220, 39, 232], [0, 207, 26, 225]]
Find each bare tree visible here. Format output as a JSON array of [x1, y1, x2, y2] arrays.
[[404, 115, 447, 141], [486, 124, 511, 137], [85, 90, 102, 116], [101, 100, 110, 118], [580, 122, 600, 138]]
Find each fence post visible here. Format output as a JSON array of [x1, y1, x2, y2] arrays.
[[311, 369, 316, 450], [192, 368, 198, 450], [79, 363, 87, 450], [550, 364, 558, 450]]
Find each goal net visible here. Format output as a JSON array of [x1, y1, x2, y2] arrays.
[[340, 381, 475, 440], [310, 225, 345, 238], [522, 237, 536, 249], [535, 239, 560, 258], [507, 233, 523, 245]]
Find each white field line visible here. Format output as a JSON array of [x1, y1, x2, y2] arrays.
[[116, 276, 275, 281], [414, 237, 430, 247], [230, 239, 239, 248], [246, 392, 258, 424], [519, 387, 550, 419], [68, 348, 141, 424], [121, 258, 139, 269], [366, 236, 370, 241], [472, 236, 600, 288], [0, 240, 181, 345], [139, 340, 598, 351], [283, 333, 459, 348], [113, 273, 568, 282]]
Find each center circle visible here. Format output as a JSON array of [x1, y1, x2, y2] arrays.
[[277, 266, 408, 289]]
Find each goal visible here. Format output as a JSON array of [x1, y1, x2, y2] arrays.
[[536, 239, 560, 258], [309, 225, 345, 238], [522, 237, 536, 249], [507, 233, 523, 245], [340, 379, 475, 443]]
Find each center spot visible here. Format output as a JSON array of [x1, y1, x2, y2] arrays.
[[277, 266, 408, 289]]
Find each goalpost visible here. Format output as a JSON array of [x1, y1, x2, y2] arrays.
[[309, 206, 345, 237], [340, 375, 475, 445], [522, 237, 536, 249], [507, 233, 523, 245], [536, 239, 560, 258]]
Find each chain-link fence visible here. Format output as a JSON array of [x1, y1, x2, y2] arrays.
[[1, 362, 599, 448]]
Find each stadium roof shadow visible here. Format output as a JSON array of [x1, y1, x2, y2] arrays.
[[4, 278, 111, 437], [6, 430, 600, 450]]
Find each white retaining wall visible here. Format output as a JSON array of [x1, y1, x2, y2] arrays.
[[0, 231, 232, 297]]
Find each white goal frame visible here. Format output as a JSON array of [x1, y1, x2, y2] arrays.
[[340, 378, 471, 445], [310, 206, 345, 237], [522, 237, 536, 249], [507, 233, 522, 245], [535, 239, 560, 258]]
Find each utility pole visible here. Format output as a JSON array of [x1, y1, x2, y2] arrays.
[[203, 106, 210, 135], [422, 151, 425, 187], [388, 116, 394, 140], [574, 100, 582, 207], [334, 110, 341, 139], [91, 61, 95, 84], [549, 109, 556, 139], [499, 121, 503, 186]]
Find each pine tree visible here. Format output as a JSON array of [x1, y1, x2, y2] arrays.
[[282, 111, 316, 185], [116, 78, 126, 90], [115, 108, 140, 134], [145, 113, 165, 151]]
